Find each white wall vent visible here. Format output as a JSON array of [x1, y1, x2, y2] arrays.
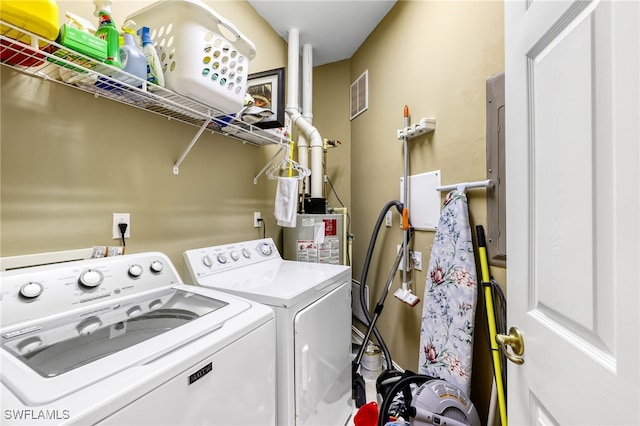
[[350, 70, 368, 120]]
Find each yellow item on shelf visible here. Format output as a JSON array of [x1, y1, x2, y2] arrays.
[[0, 0, 60, 43]]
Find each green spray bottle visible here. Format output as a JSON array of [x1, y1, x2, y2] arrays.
[[94, 0, 121, 68]]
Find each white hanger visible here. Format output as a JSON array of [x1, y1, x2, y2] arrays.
[[253, 143, 311, 184], [265, 143, 311, 180]]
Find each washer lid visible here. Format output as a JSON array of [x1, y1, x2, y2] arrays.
[[0, 284, 267, 406], [193, 259, 351, 307]]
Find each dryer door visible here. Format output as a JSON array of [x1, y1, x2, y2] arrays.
[[293, 282, 352, 426]]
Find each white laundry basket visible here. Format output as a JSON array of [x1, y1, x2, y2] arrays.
[[126, 0, 256, 113]]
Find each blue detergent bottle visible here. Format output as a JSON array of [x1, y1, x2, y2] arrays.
[[118, 20, 148, 87]]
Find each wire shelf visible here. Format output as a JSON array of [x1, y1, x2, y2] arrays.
[[0, 20, 285, 149]]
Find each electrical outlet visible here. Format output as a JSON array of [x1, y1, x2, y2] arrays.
[[112, 213, 131, 240], [253, 212, 262, 228], [385, 211, 393, 227], [413, 251, 423, 271]]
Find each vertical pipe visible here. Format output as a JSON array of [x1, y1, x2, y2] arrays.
[[402, 105, 410, 285], [300, 43, 313, 194], [287, 28, 307, 207], [302, 44, 313, 120], [303, 45, 323, 199], [286, 28, 299, 111]]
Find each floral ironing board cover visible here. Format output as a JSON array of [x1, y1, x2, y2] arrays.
[[418, 189, 478, 395]]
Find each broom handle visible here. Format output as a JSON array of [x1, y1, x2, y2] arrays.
[[476, 225, 507, 426]]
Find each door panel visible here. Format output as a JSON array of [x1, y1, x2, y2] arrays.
[[505, 0, 639, 424], [530, 0, 612, 356]]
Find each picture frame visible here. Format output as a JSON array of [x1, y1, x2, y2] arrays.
[[246, 67, 285, 129]]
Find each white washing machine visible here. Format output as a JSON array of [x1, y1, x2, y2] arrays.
[[0, 251, 276, 425], [184, 238, 353, 426]]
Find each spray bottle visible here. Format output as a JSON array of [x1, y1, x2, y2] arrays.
[[93, 0, 121, 68], [138, 26, 165, 87], [119, 20, 148, 85]]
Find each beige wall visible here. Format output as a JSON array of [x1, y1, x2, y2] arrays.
[[312, 60, 352, 216], [345, 0, 505, 420], [1, 1, 287, 279]]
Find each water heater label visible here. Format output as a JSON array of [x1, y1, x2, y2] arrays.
[[296, 238, 340, 264], [323, 219, 337, 236]]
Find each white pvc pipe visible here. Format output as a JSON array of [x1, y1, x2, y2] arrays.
[[287, 104, 323, 199], [286, 28, 299, 111], [286, 30, 323, 199], [302, 44, 313, 121], [301, 44, 323, 198], [298, 43, 313, 192]]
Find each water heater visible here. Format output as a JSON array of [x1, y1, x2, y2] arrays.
[[282, 213, 346, 265]]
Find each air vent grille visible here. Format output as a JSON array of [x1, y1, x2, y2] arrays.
[[350, 70, 368, 120]]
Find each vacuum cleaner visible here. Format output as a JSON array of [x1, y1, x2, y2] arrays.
[[376, 371, 481, 426]]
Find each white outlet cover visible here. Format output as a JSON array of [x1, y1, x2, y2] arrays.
[[112, 213, 131, 239]]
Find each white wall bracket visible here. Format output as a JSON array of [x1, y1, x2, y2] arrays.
[[173, 117, 212, 174], [397, 117, 436, 140]]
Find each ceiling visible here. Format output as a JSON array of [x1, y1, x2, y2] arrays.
[[246, 1, 397, 66]]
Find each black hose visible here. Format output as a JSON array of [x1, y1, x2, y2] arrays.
[[358, 200, 404, 371], [377, 372, 434, 426]]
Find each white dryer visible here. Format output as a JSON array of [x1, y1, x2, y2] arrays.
[[0, 252, 276, 425], [184, 238, 353, 426]]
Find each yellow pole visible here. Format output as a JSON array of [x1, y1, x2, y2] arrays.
[[288, 140, 294, 177], [477, 225, 507, 426]]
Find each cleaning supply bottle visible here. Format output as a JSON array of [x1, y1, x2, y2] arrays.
[[138, 26, 165, 87], [93, 0, 121, 68], [119, 20, 147, 86]]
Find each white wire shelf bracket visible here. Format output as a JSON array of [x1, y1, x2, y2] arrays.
[[436, 179, 495, 192], [0, 20, 286, 174]]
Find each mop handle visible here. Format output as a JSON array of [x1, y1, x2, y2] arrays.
[[402, 105, 410, 231], [476, 225, 508, 426]]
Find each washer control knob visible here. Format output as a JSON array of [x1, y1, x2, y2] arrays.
[[128, 264, 143, 278], [127, 306, 142, 317], [77, 317, 102, 335], [202, 255, 213, 267], [242, 248, 251, 259], [17, 337, 43, 355], [150, 260, 164, 273], [258, 243, 273, 257], [217, 253, 228, 264], [149, 299, 163, 310], [19, 282, 44, 298], [230, 251, 240, 261], [79, 269, 104, 288]]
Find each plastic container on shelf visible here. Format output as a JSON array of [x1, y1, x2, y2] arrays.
[[0, 0, 59, 66], [125, 0, 256, 113], [93, 0, 121, 68], [138, 26, 164, 87], [118, 20, 148, 86], [53, 12, 107, 64]]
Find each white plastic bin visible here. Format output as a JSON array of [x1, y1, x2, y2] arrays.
[[126, 0, 256, 113]]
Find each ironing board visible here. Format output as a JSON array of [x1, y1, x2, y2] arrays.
[[418, 189, 477, 395]]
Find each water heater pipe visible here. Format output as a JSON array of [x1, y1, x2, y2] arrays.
[[285, 28, 308, 200], [302, 44, 323, 198], [286, 28, 299, 112], [286, 28, 323, 199], [298, 43, 314, 193]]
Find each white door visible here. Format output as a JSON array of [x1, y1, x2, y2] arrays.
[[505, 0, 639, 425]]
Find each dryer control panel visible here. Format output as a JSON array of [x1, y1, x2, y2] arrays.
[[0, 252, 181, 326], [184, 238, 280, 280]]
